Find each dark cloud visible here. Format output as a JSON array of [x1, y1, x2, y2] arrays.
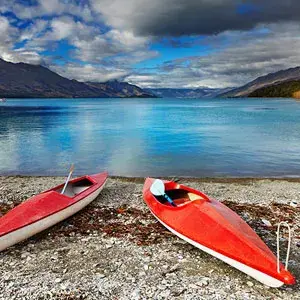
[[93, 0, 300, 37]]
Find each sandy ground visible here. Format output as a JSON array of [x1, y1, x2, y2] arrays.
[[0, 176, 299, 300]]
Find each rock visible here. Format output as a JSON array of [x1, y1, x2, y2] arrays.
[[55, 278, 62, 283], [143, 264, 149, 271], [246, 281, 254, 287], [196, 278, 210, 287], [188, 284, 198, 289], [261, 218, 272, 227], [21, 252, 30, 259]]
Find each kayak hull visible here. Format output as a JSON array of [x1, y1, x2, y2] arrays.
[[143, 178, 295, 287], [0, 172, 107, 251]]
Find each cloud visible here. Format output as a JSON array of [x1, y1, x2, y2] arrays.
[[0, 15, 18, 43], [91, 0, 300, 36], [52, 63, 129, 82], [126, 22, 300, 88], [0, 15, 43, 64], [3, 0, 94, 22], [19, 19, 49, 42]]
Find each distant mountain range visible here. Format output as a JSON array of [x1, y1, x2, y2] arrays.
[[1, 57, 300, 99], [221, 67, 300, 98], [146, 87, 233, 98], [0, 58, 155, 98]]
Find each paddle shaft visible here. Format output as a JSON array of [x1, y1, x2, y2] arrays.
[[61, 165, 74, 194], [164, 193, 176, 207]]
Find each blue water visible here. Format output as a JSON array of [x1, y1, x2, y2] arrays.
[[0, 98, 300, 177]]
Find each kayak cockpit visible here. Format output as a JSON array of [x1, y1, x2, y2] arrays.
[[54, 177, 94, 197], [156, 188, 205, 206]]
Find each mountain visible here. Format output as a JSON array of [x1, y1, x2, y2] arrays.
[[86, 80, 155, 98], [0, 58, 155, 98], [248, 79, 300, 98], [145, 87, 233, 98], [221, 66, 300, 97]]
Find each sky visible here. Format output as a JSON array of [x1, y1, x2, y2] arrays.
[[0, 1, 300, 88]]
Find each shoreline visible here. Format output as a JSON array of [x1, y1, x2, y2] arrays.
[[3, 174, 300, 183], [0, 176, 299, 299]]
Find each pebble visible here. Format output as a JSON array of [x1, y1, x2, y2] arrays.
[[196, 278, 210, 287], [21, 252, 30, 259], [261, 218, 272, 227], [188, 284, 198, 289], [246, 281, 254, 287]]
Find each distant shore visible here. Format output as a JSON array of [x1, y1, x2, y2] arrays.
[[0, 176, 299, 299]]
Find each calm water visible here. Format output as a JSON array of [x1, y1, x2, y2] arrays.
[[0, 98, 300, 177]]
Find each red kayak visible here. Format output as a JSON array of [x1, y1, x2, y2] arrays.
[[0, 172, 107, 251], [143, 178, 295, 287]]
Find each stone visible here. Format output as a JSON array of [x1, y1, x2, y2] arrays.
[[188, 284, 198, 289], [246, 281, 254, 287]]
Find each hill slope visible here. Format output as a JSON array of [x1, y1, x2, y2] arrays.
[[248, 79, 300, 98], [0, 59, 154, 98], [221, 67, 300, 97], [86, 81, 154, 98]]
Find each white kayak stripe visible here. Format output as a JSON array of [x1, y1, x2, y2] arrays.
[[150, 210, 284, 287]]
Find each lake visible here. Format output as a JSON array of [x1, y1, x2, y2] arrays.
[[0, 98, 300, 177]]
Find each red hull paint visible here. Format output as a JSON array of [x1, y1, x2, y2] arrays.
[[0, 172, 107, 238], [143, 178, 295, 286]]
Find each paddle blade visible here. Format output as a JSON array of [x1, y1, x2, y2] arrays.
[[150, 179, 165, 196]]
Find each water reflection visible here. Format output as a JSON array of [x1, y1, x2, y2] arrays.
[[0, 98, 300, 177]]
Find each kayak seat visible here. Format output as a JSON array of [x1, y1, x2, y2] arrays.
[[55, 178, 93, 197], [155, 189, 205, 206], [173, 198, 190, 206]]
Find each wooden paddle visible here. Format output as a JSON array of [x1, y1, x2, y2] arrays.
[[61, 164, 75, 194], [150, 179, 176, 207]]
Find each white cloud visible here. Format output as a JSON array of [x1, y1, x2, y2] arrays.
[[0, 16, 17, 42], [6, 0, 94, 22], [52, 63, 128, 82], [0, 16, 42, 64], [19, 19, 49, 42], [50, 16, 77, 40]]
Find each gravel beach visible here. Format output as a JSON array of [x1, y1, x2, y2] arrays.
[[0, 176, 299, 300]]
